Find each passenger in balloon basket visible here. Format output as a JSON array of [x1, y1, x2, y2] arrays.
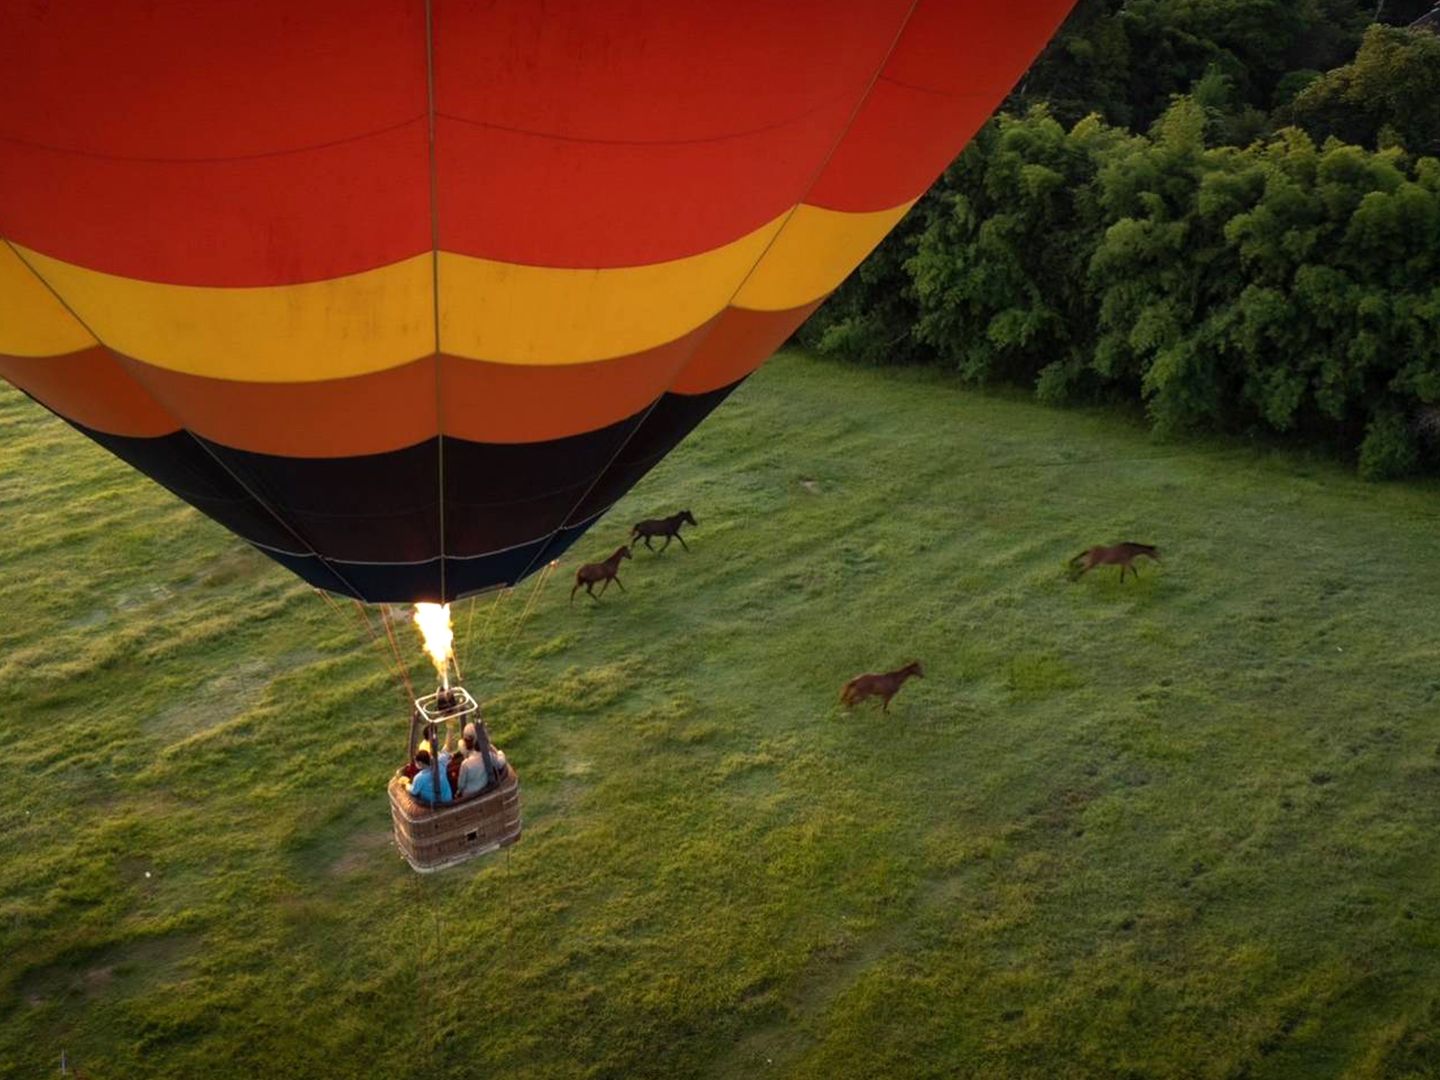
[[407, 725, 455, 806], [457, 720, 508, 798]]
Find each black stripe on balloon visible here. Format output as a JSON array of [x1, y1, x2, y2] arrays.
[[56, 418, 360, 597], [290, 517, 596, 604], [61, 380, 738, 602], [560, 378, 743, 527], [190, 406, 650, 564], [78, 425, 314, 556]]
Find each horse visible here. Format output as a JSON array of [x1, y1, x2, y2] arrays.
[[570, 545, 632, 602], [631, 510, 697, 553], [1069, 541, 1161, 582], [840, 661, 924, 712]]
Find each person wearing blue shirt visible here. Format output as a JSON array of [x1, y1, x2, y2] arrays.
[[408, 745, 453, 806]]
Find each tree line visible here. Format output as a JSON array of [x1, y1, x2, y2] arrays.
[[802, 1, 1440, 477]]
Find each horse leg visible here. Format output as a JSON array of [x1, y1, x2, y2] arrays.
[[675, 532, 690, 551], [597, 577, 610, 596], [644, 535, 656, 551], [587, 581, 599, 601], [1131, 561, 1140, 578], [659, 534, 672, 552], [613, 574, 625, 592], [570, 580, 580, 603]]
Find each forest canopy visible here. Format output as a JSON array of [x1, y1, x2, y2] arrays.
[[802, 0, 1440, 477]]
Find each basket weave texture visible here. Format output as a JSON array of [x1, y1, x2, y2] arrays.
[[388, 766, 521, 872]]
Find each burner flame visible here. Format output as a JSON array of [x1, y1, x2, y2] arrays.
[[412, 602, 454, 688]]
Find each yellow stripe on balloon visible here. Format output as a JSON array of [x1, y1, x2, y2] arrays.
[[12, 246, 435, 382], [438, 215, 784, 365], [733, 201, 913, 312], [4, 199, 911, 380], [0, 242, 97, 357]]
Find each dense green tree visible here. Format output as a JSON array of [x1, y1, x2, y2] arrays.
[[905, 109, 1124, 391], [1281, 24, 1440, 154], [1088, 98, 1254, 431], [809, 2, 1440, 476], [1012, 0, 1381, 129]]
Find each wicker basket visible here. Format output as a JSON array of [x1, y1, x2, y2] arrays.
[[388, 765, 522, 873]]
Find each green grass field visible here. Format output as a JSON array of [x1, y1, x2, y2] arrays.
[[4, 352, 1440, 1079]]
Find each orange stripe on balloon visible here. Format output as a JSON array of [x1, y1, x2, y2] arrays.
[[670, 303, 820, 396], [439, 321, 717, 445], [0, 346, 179, 438], [89, 319, 728, 458], [113, 356, 438, 458]]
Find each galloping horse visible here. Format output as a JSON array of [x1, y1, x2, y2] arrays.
[[1069, 542, 1161, 582], [631, 510, 697, 553], [570, 546, 632, 602], [840, 661, 925, 712]]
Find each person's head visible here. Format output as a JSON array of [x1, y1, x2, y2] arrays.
[[463, 721, 478, 743], [463, 734, 476, 752], [415, 748, 433, 767]]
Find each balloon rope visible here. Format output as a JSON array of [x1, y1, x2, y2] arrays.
[[446, 594, 476, 687], [378, 605, 418, 702], [505, 845, 516, 960], [501, 563, 554, 659], [480, 587, 509, 644], [410, 868, 434, 1065], [348, 600, 402, 689], [463, 587, 509, 681], [462, 593, 480, 668], [332, 594, 409, 705]]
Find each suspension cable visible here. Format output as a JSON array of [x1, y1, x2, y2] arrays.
[[378, 604, 418, 701], [500, 562, 555, 659], [347, 599, 410, 700], [312, 590, 410, 704], [462, 586, 510, 682]]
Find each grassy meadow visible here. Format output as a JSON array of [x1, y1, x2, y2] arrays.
[[3, 351, 1440, 1078]]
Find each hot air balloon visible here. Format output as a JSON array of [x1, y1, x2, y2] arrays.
[[0, 0, 1074, 870], [0, 0, 1074, 604]]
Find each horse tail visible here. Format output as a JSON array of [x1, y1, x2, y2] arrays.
[[1121, 541, 1156, 551]]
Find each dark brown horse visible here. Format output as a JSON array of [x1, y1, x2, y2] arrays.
[[840, 661, 924, 712], [1069, 541, 1161, 582], [570, 545, 632, 602], [632, 510, 697, 553]]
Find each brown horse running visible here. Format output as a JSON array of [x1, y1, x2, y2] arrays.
[[632, 510, 697, 553], [840, 661, 924, 712], [571, 545, 632, 602], [1069, 541, 1161, 582]]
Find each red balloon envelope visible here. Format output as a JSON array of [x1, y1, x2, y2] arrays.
[[0, 0, 1074, 602]]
